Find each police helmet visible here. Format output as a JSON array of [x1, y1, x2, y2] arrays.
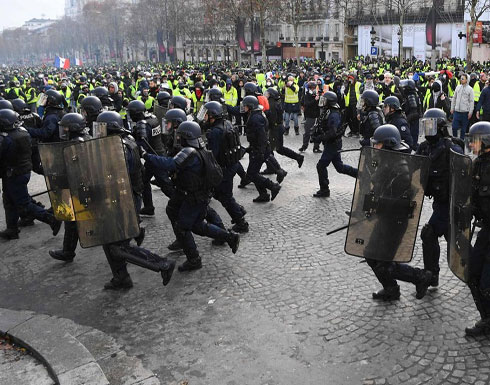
[[206, 88, 224, 102], [241, 95, 259, 111], [264, 87, 280, 100], [96, 111, 126, 135], [127, 100, 146, 114], [420, 108, 447, 138], [165, 109, 187, 128], [360, 90, 380, 109], [92, 86, 109, 98], [80, 96, 103, 115], [45, 89, 64, 107], [169, 95, 188, 111], [156, 91, 171, 107], [319, 91, 339, 109], [371, 124, 405, 151], [176, 121, 203, 148], [203, 101, 223, 120], [383, 96, 402, 111], [0, 99, 14, 110], [0, 109, 18, 130], [11, 98, 28, 113], [244, 82, 258, 96], [399, 79, 416, 90], [467, 121, 490, 156], [59, 113, 86, 140]]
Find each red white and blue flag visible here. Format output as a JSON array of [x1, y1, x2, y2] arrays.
[[72, 57, 83, 66], [54, 56, 70, 69]]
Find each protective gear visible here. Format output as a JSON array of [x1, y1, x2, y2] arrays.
[[11, 98, 28, 113], [371, 124, 407, 151], [96, 111, 126, 135], [264, 87, 280, 100], [59, 113, 86, 141], [45, 90, 64, 108], [383, 96, 402, 111], [92, 86, 109, 98], [127, 99, 146, 121], [399, 79, 416, 90], [80, 96, 103, 115], [467, 122, 490, 157], [169, 95, 188, 111], [165, 108, 187, 127], [319, 91, 339, 109], [244, 82, 258, 96], [200, 101, 223, 121], [157, 91, 171, 107], [0, 100, 14, 110], [345, 146, 430, 262], [63, 136, 140, 247], [360, 90, 380, 109], [0, 109, 18, 129], [206, 88, 224, 103], [420, 108, 448, 138], [241, 95, 259, 112], [176, 121, 203, 149]]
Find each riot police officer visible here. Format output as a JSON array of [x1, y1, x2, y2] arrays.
[[202, 101, 249, 233], [465, 121, 490, 336], [97, 111, 175, 289], [92, 86, 114, 110], [359, 90, 384, 147], [311, 91, 357, 197], [156, 91, 171, 109], [80, 96, 103, 133], [142, 121, 240, 272], [0, 109, 62, 240], [399, 79, 422, 148], [416, 108, 463, 287], [241, 95, 281, 203], [383, 96, 413, 152], [127, 100, 165, 216], [27, 89, 64, 143], [364, 124, 433, 300], [49, 113, 91, 262]]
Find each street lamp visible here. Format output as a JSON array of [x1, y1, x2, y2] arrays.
[[183, 42, 186, 64], [279, 33, 284, 63], [321, 37, 325, 61], [224, 40, 228, 64], [397, 29, 401, 64]]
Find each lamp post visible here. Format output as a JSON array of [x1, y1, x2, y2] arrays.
[[370, 26, 376, 47], [321, 37, 325, 61], [279, 33, 284, 63], [183, 42, 186, 64], [224, 40, 227, 64], [226, 39, 230, 64], [397, 29, 401, 65]]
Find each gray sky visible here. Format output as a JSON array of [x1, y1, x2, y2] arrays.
[[0, 0, 65, 31]]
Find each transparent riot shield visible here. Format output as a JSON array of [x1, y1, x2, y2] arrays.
[[92, 122, 107, 138], [345, 147, 430, 262], [153, 104, 168, 127], [63, 136, 140, 248], [38, 142, 75, 221], [448, 149, 472, 282]]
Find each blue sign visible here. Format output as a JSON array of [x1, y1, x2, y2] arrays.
[[370, 47, 378, 56]]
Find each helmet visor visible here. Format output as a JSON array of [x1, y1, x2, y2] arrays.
[[38, 93, 48, 107], [196, 105, 208, 122], [318, 95, 326, 107], [92, 122, 108, 138], [59, 125, 70, 141], [465, 134, 490, 157], [239, 101, 246, 114], [419, 118, 438, 137]]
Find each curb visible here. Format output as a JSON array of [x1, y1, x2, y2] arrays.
[[0, 308, 159, 385]]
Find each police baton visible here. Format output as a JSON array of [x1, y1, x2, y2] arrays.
[[326, 224, 349, 235], [30, 190, 50, 198], [338, 148, 361, 154], [141, 137, 158, 156]]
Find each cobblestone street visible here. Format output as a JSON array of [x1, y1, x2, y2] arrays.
[[0, 133, 489, 385]]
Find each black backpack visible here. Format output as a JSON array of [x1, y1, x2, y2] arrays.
[[198, 148, 223, 190], [217, 120, 242, 167]]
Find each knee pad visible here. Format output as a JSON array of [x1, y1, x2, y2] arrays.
[[421, 223, 437, 244]]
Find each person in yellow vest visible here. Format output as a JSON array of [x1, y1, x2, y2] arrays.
[[191, 82, 206, 114], [283, 75, 300, 135], [137, 86, 155, 112], [222, 78, 239, 123], [344, 74, 361, 137], [5, 81, 26, 101], [25, 80, 39, 112], [59, 82, 72, 111], [379, 72, 397, 102]]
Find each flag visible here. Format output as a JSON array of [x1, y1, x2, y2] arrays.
[[72, 57, 82, 66], [54, 56, 70, 69]]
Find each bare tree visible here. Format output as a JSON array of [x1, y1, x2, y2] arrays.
[[466, 0, 490, 71], [276, 0, 307, 67]]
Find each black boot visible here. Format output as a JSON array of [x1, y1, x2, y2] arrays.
[[134, 227, 145, 246], [465, 318, 490, 337], [140, 206, 155, 216], [430, 273, 439, 287], [49, 249, 75, 262], [18, 217, 35, 227], [276, 169, 287, 184], [238, 178, 251, 188], [284, 128, 289, 136], [372, 285, 400, 301], [167, 239, 183, 251], [313, 147, 322, 153], [231, 217, 249, 233], [226, 231, 240, 254], [298, 146, 306, 152], [253, 194, 270, 203], [104, 274, 133, 290], [260, 168, 275, 175], [270, 183, 281, 201], [313, 189, 330, 198], [294, 127, 299, 135], [415, 270, 432, 299], [160, 259, 176, 286], [0, 228, 20, 240], [178, 257, 203, 272]]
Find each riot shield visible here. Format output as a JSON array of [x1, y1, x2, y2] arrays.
[[345, 147, 429, 262], [63, 136, 140, 248], [154, 104, 168, 127], [38, 142, 76, 221], [448, 150, 472, 282]]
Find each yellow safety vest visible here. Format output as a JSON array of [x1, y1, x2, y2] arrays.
[[284, 84, 299, 104], [345, 82, 361, 107], [474, 82, 481, 103], [222, 87, 238, 107], [137, 96, 154, 111]]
